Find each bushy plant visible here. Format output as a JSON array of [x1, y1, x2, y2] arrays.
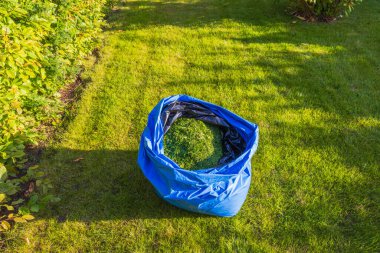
[[288, 0, 362, 22], [0, 0, 110, 231]]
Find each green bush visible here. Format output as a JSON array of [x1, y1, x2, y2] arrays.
[[0, 0, 111, 230], [288, 0, 362, 21]]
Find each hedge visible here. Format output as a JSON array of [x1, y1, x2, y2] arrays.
[[0, 0, 113, 230]]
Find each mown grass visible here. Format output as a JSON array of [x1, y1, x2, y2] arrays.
[[4, 0, 380, 252], [164, 118, 223, 170]]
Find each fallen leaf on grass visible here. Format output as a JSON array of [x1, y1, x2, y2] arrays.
[[73, 157, 84, 162]]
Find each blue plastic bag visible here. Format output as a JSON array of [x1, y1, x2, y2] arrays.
[[138, 95, 259, 217]]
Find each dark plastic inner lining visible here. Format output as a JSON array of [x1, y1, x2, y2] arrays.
[[161, 101, 246, 165]]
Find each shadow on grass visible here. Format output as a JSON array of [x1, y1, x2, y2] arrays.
[[40, 149, 205, 222], [106, 0, 288, 30]]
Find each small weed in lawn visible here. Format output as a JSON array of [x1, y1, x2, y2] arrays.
[[164, 118, 223, 170]]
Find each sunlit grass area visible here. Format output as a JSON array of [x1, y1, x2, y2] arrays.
[[4, 0, 380, 251]]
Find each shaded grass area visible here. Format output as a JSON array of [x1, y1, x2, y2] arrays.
[[164, 118, 223, 170], [4, 0, 380, 252]]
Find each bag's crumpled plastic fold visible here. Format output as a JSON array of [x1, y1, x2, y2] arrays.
[[138, 95, 259, 217]]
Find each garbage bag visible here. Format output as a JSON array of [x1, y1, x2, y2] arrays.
[[138, 95, 259, 217]]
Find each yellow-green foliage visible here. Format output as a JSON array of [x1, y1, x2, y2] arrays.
[[0, 0, 110, 229]]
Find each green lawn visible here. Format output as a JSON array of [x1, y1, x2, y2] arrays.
[[5, 0, 380, 251]]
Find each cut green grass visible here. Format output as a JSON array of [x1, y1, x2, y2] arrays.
[[164, 118, 223, 170], [3, 0, 380, 252]]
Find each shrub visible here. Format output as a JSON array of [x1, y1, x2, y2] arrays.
[[0, 0, 111, 230], [288, 0, 362, 22]]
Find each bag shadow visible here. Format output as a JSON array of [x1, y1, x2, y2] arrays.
[[38, 148, 206, 222]]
